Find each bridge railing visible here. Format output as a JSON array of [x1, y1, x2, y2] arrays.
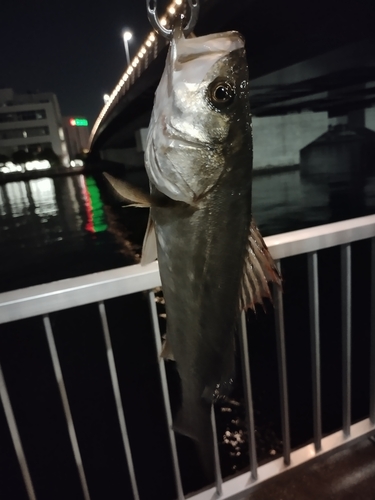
[[1, 215, 375, 500], [90, 0, 190, 146]]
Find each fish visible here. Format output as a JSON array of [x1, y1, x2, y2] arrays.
[[104, 28, 281, 481]]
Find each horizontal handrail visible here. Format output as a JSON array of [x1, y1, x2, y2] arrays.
[[0, 261, 161, 325], [265, 214, 375, 259], [1, 215, 375, 325]]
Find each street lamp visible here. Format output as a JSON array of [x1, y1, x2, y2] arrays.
[[122, 30, 132, 67], [103, 94, 110, 104]]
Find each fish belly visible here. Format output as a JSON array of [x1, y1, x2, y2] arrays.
[[152, 179, 252, 414]]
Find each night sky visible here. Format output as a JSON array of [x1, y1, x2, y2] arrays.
[[0, 0, 168, 130]]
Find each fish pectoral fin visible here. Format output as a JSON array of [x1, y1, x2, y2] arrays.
[[160, 335, 174, 360], [103, 172, 153, 207], [240, 219, 282, 310], [141, 215, 158, 265]]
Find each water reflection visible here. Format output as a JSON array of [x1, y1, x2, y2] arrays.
[[81, 176, 108, 233], [29, 178, 58, 217], [0, 175, 136, 292], [1, 169, 375, 292], [252, 169, 375, 236]]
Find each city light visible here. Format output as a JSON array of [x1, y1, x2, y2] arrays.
[[70, 118, 88, 127], [25, 160, 51, 171], [70, 159, 84, 167]]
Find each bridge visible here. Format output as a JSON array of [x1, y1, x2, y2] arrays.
[[89, 0, 375, 172]]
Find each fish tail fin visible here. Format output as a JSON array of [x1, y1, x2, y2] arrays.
[[174, 399, 216, 483], [240, 218, 282, 310]]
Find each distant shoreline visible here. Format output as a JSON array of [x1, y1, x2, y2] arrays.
[[0, 163, 300, 185]]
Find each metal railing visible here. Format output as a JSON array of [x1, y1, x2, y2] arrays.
[[1, 214, 375, 500]]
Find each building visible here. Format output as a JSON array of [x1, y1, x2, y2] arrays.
[[0, 88, 69, 166], [62, 116, 90, 160]]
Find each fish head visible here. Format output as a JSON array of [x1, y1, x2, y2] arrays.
[[145, 31, 252, 204]]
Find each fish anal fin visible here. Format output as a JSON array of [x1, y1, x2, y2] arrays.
[[240, 219, 282, 311], [160, 336, 174, 361], [141, 215, 158, 265]]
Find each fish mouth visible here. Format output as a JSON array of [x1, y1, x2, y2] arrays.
[[174, 31, 245, 65]]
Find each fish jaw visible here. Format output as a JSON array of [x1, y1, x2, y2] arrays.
[[145, 31, 251, 205]]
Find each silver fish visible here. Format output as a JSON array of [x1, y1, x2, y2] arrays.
[[105, 29, 281, 478]]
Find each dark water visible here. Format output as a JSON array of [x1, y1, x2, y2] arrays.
[[1, 170, 375, 292], [0, 170, 374, 499]]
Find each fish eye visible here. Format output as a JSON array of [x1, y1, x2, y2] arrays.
[[208, 79, 235, 110]]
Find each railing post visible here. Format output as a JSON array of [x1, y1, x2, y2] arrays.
[[43, 314, 91, 500], [308, 252, 322, 451], [0, 364, 37, 500], [273, 260, 291, 465], [210, 405, 223, 496], [238, 311, 258, 481], [370, 238, 375, 424], [341, 244, 352, 437], [147, 291, 185, 500], [97, 302, 140, 500]]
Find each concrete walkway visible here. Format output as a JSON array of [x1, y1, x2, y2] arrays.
[[249, 437, 375, 500]]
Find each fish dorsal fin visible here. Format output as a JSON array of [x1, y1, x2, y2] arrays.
[[240, 219, 282, 310], [141, 215, 158, 265], [103, 172, 153, 207]]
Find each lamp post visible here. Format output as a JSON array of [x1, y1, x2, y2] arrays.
[[123, 31, 132, 67]]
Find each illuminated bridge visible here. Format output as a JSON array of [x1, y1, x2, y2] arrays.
[[89, 0, 375, 172]]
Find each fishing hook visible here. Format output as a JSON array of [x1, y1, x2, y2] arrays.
[[146, 0, 200, 40]]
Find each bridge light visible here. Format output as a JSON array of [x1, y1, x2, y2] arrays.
[[139, 52, 144, 58], [160, 17, 167, 26], [176, 0, 182, 4], [169, 6, 176, 14], [141, 47, 147, 54], [103, 94, 110, 103], [149, 33, 155, 41], [122, 30, 133, 67], [146, 40, 152, 47]]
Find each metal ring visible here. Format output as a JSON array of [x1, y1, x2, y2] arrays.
[[146, 0, 200, 40]]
